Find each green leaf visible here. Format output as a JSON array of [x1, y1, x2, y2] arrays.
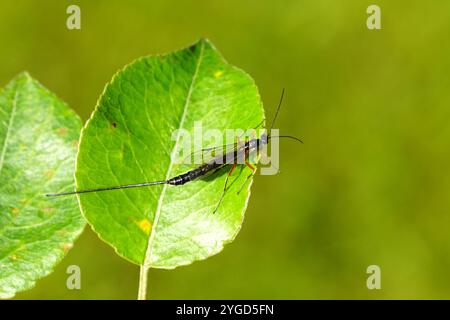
[[75, 39, 264, 270], [0, 73, 85, 298]]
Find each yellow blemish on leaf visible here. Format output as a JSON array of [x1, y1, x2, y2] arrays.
[[137, 219, 152, 235], [11, 254, 17, 260], [214, 70, 223, 78], [11, 208, 19, 216]]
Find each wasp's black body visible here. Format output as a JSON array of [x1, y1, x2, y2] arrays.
[[167, 136, 266, 186]]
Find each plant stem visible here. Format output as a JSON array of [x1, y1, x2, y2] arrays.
[[138, 265, 149, 300]]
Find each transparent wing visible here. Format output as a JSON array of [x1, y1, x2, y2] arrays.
[[182, 142, 243, 165], [180, 125, 264, 166]]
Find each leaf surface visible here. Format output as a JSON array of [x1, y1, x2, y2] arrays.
[[76, 39, 264, 268], [0, 73, 85, 298]]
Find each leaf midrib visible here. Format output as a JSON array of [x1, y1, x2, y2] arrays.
[[142, 41, 205, 268]]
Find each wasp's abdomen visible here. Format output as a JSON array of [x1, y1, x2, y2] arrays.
[[167, 162, 221, 186]]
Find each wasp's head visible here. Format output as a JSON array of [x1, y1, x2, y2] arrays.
[[260, 132, 269, 145]]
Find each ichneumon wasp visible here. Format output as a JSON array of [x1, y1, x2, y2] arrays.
[[46, 89, 303, 213]]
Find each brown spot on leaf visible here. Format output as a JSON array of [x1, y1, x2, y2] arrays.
[[44, 170, 55, 178], [43, 207, 54, 214], [11, 208, 19, 216], [112, 122, 117, 128], [57, 127, 68, 136], [62, 243, 73, 253]]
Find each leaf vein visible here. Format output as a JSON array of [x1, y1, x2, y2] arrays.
[[142, 42, 205, 268]]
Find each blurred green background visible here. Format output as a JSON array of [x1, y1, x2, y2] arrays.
[[1, 0, 450, 299]]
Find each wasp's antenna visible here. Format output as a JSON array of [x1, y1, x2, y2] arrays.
[[269, 88, 285, 133], [269, 135, 303, 144]]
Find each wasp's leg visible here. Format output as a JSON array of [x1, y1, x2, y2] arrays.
[[237, 171, 256, 195], [213, 163, 237, 214], [245, 160, 255, 171], [237, 161, 257, 195]]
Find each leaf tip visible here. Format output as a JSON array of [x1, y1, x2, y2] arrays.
[[192, 37, 213, 50], [14, 71, 33, 82]]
